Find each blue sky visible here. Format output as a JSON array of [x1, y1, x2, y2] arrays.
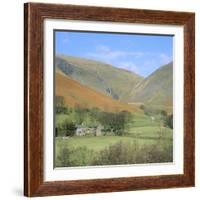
[[55, 31, 173, 77]]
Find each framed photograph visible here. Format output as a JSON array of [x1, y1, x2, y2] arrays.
[[24, 3, 195, 197]]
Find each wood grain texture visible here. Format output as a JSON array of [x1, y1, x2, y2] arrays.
[[24, 2, 195, 197]]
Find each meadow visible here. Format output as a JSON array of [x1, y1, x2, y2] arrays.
[[54, 106, 173, 167]]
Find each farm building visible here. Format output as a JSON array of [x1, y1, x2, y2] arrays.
[[75, 125, 104, 136]]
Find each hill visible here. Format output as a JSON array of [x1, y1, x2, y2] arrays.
[[128, 62, 173, 110], [56, 55, 143, 102], [56, 54, 173, 111], [55, 71, 140, 113]]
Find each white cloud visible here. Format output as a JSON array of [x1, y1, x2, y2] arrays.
[[87, 44, 144, 63], [96, 45, 110, 52], [85, 44, 172, 75], [117, 61, 139, 74], [159, 53, 172, 64]]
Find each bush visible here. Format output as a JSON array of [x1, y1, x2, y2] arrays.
[[160, 110, 167, 117], [92, 140, 173, 165], [97, 111, 131, 135], [56, 106, 69, 114], [140, 104, 145, 110], [56, 145, 95, 167], [61, 119, 76, 136], [92, 141, 137, 165], [57, 145, 72, 166], [55, 96, 69, 114], [164, 114, 173, 129], [56, 139, 173, 167], [144, 142, 173, 163]]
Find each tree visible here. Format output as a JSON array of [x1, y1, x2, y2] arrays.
[[164, 114, 173, 129], [160, 110, 167, 117], [62, 119, 76, 136], [74, 105, 85, 124], [97, 111, 131, 136], [140, 104, 145, 110]]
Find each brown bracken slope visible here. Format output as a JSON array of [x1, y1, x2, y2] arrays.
[[55, 71, 139, 113]]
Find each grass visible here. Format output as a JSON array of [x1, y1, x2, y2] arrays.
[[129, 63, 173, 108], [55, 127, 173, 167], [56, 136, 147, 153], [55, 127, 172, 153], [56, 55, 143, 102], [55, 111, 173, 167], [55, 136, 137, 165], [55, 135, 172, 167], [127, 113, 160, 127], [56, 72, 140, 113], [128, 126, 172, 139]]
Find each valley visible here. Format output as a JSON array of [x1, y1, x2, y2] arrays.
[[54, 54, 173, 167]]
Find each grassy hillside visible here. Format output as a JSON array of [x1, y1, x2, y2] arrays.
[[128, 62, 173, 111], [56, 55, 143, 102], [56, 54, 173, 112], [55, 71, 140, 113]]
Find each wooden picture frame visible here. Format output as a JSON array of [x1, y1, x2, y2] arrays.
[[24, 2, 195, 197]]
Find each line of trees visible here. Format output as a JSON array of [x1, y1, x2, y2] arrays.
[[55, 96, 133, 137], [97, 111, 132, 136]]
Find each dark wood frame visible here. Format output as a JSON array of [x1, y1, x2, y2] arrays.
[[24, 2, 195, 197]]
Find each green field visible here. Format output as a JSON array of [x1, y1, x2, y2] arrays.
[[55, 132, 172, 156], [55, 111, 173, 167]]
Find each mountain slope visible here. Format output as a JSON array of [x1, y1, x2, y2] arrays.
[[55, 71, 140, 113], [128, 62, 173, 109], [56, 55, 143, 102]]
